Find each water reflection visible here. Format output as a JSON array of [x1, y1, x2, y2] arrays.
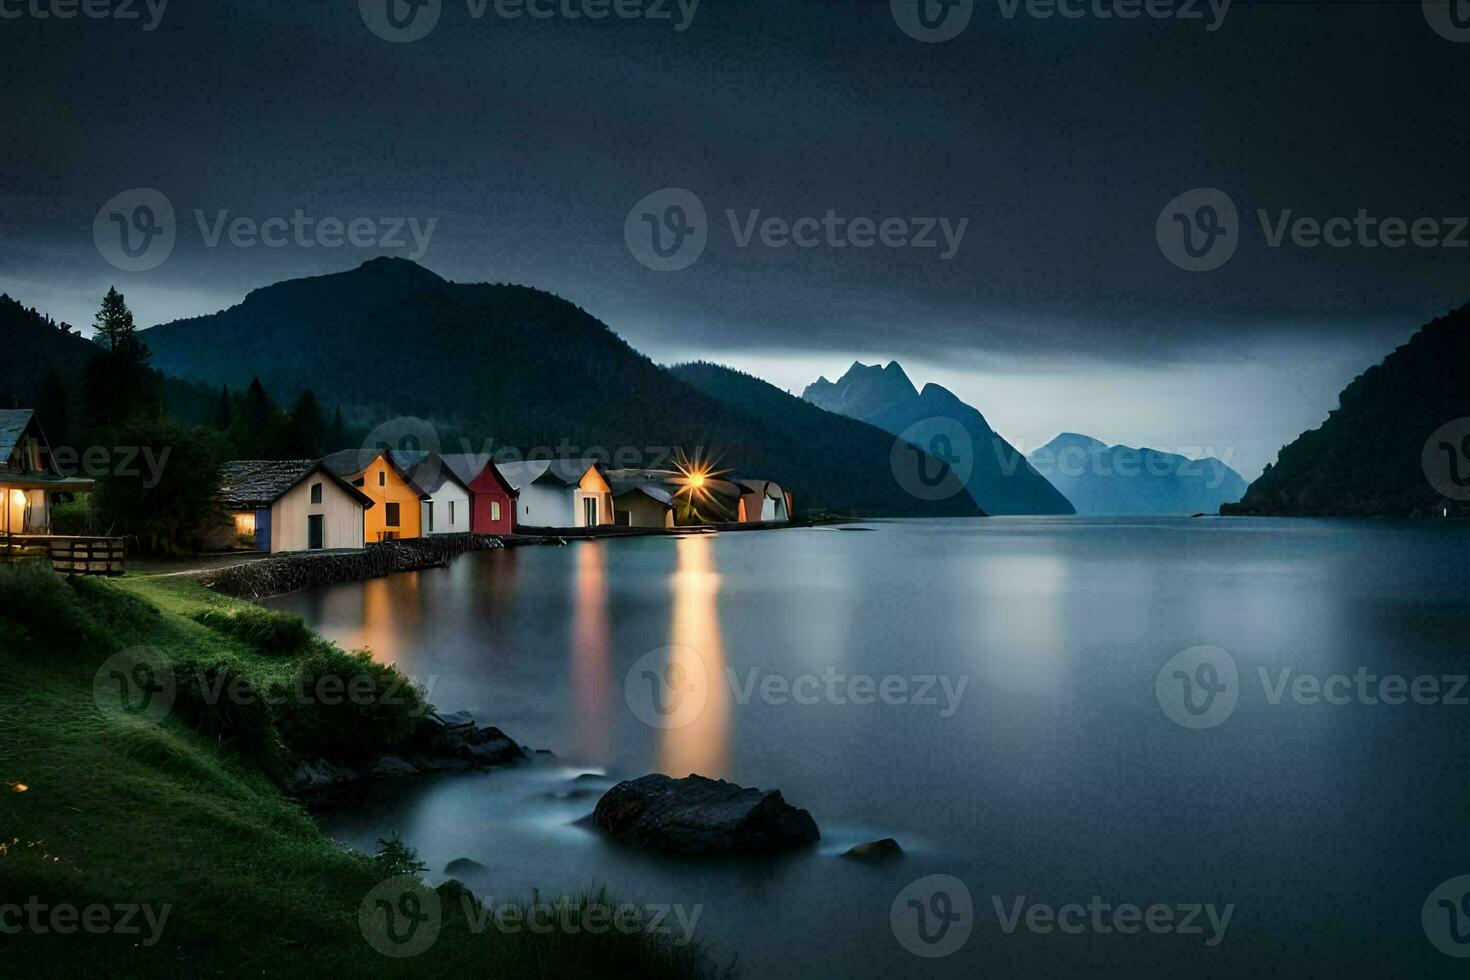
[[659, 535, 731, 778], [571, 542, 612, 762]]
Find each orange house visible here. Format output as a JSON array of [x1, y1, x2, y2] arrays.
[[321, 449, 429, 542]]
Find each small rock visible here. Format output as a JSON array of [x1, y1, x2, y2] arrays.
[[433, 709, 476, 730], [287, 758, 358, 793], [444, 857, 486, 875], [592, 773, 820, 856], [370, 754, 419, 776], [572, 772, 609, 783], [841, 838, 904, 862], [459, 727, 526, 766]]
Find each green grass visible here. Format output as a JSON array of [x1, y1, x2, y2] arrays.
[[0, 562, 717, 978]]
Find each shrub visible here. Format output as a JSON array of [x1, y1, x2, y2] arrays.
[[169, 659, 289, 781], [49, 498, 93, 535], [192, 605, 313, 655], [372, 834, 428, 876], [271, 648, 426, 763]]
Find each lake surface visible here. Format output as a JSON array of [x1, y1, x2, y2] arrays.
[[269, 518, 1470, 977]]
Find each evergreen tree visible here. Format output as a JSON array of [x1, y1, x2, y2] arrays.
[[284, 389, 325, 458], [91, 286, 149, 364], [80, 288, 163, 429]]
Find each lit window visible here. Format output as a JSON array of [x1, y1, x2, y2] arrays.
[[491, 501, 501, 521], [233, 512, 256, 536]]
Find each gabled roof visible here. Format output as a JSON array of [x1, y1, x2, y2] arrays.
[[613, 483, 674, 507], [435, 453, 519, 496], [388, 450, 470, 496], [0, 409, 42, 468], [321, 448, 431, 499], [218, 459, 375, 509], [494, 458, 601, 491]]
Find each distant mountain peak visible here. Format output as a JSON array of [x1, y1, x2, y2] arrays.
[[802, 359, 918, 419]]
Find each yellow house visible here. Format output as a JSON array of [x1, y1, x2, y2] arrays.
[[321, 449, 429, 542]]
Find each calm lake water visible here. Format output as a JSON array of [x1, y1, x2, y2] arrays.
[[268, 518, 1470, 977]]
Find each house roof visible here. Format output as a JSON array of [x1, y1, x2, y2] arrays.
[[494, 458, 600, 491], [613, 484, 674, 507], [387, 450, 470, 496], [218, 459, 374, 509], [321, 448, 430, 499], [736, 478, 785, 499], [0, 409, 39, 465]]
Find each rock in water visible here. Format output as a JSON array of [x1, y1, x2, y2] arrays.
[[444, 857, 486, 875], [592, 774, 820, 855], [841, 838, 904, 862]]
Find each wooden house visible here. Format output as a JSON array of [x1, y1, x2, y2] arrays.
[[493, 459, 614, 529], [0, 409, 93, 537], [217, 459, 373, 552], [438, 453, 518, 535], [391, 450, 472, 535], [321, 449, 428, 542], [735, 479, 790, 523]]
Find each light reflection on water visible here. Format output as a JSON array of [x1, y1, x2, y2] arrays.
[[270, 518, 1470, 979]]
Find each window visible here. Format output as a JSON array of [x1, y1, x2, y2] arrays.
[[425, 503, 433, 533], [310, 482, 322, 504], [491, 501, 501, 522], [385, 502, 400, 527], [449, 501, 455, 525], [378, 471, 385, 487]]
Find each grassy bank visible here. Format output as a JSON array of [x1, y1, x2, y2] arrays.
[[0, 562, 714, 978]]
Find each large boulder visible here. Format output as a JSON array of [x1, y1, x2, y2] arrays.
[[592, 774, 819, 856]]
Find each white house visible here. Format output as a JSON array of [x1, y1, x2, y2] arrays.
[[392, 450, 472, 535], [493, 459, 614, 529], [217, 460, 373, 552]]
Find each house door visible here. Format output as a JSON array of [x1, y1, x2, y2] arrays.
[[583, 496, 598, 526], [307, 514, 325, 550], [254, 509, 272, 552]]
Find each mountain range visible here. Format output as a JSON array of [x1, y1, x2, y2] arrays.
[[803, 361, 1074, 515], [1224, 304, 1470, 517], [130, 258, 978, 518], [1027, 433, 1246, 516]]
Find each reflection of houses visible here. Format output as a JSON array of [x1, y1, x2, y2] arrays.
[[321, 450, 428, 542], [438, 454, 518, 535], [494, 459, 613, 529], [218, 459, 373, 552], [0, 409, 93, 536], [605, 468, 676, 528], [735, 479, 790, 522], [390, 451, 471, 535]]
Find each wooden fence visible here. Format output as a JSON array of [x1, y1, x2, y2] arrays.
[[0, 535, 127, 576]]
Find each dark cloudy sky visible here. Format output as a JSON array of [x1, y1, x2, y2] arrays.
[[3, 0, 1466, 477]]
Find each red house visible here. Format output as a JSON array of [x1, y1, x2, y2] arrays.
[[441, 454, 518, 535]]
